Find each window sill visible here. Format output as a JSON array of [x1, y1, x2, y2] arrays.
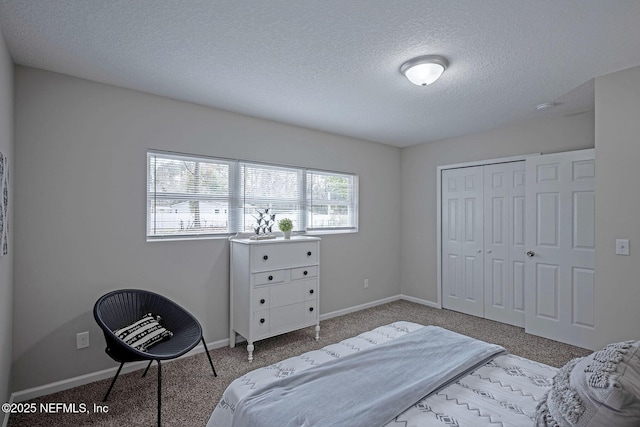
[[305, 229, 358, 236], [147, 229, 358, 242]]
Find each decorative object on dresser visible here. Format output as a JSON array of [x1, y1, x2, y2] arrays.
[[250, 208, 276, 240], [277, 217, 293, 239], [229, 234, 320, 361]]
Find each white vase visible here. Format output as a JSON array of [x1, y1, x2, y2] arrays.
[[283, 230, 291, 239]]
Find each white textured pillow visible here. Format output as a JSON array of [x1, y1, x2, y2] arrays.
[[536, 340, 640, 427], [114, 313, 173, 351]]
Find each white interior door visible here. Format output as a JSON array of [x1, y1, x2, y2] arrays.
[[442, 166, 484, 317], [524, 149, 596, 349], [483, 162, 526, 327]]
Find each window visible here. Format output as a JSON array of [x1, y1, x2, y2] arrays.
[[147, 152, 233, 237], [307, 170, 358, 231], [147, 150, 358, 239], [240, 162, 304, 233]]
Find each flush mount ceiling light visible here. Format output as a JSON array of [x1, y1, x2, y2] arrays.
[[400, 55, 449, 86]]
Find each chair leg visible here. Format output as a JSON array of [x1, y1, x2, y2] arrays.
[[201, 338, 218, 377], [157, 360, 162, 427], [142, 360, 153, 378], [103, 362, 125, 402]]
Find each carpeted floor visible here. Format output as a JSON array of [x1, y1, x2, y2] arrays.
[[7, 300, 591, 426]]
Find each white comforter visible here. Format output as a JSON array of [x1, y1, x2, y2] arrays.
[[208, 321, 557, 427]]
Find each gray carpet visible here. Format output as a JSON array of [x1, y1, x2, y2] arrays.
[[7, 300, 591, 426]]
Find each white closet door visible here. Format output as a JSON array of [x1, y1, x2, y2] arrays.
[[483, 162, 526, 327], [525, 149, 596, 349], [442, 166, 484, 317]]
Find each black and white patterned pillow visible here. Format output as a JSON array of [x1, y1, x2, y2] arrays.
[[114, 313, 173, 351]]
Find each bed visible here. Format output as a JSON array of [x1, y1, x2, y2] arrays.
[[208, 321, 640, 427]]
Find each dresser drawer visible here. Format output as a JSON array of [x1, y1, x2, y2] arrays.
[[253, 310, 270, 337], [253, 286, 270, 310], [270, 303, 305, 335], [304, 280, 318, 301], [304, 300, 318, 324], [254, 270, 286, 286], [269, 281, 305, 308], [251, 242, 318, 271], [291, 266, 318, 280]]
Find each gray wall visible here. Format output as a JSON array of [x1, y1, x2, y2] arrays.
[[400, 112, 595, 303], [0, 22, 14, 403], [593, 65, 640, 349], [13, 66, 401, 391]]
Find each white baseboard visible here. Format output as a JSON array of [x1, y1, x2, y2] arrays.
[[8, 337, 229, 405], [6, 294, 438, 412], [400, 294, 441, 309], [319, 295, 401, 321]]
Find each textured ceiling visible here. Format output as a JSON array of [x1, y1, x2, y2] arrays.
[[1, 0, 640, 147]]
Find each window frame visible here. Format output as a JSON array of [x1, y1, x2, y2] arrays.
[[147, 151, 236, 239], [146, 150, 359, 241], [306, 169, 359, 232]]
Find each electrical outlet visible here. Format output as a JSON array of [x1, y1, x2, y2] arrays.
[[616, 239, 630, 256], [364, 279, 369, 288], [77, 331, 90, 349]]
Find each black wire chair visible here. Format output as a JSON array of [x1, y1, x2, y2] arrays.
[[94, 289, 217, 426]]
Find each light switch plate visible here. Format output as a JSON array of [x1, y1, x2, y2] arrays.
[[616, 239, 630, 256]]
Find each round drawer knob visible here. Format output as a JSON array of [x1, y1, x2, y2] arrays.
[[303, 270, 308, 276], [260, 298, 266, 304], [268, 275, 273, 281], [309, 289, 314, 294], [263, 255, 269, 261], [260, 318, 265, 324], [307, 251, 312, 256], [309, 307, 314, 312]]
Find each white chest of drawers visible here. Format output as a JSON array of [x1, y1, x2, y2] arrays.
[[229, 235, 321, 361]]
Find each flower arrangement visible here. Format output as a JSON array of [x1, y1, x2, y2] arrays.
[[278, 218, 293, 232], [278, 218, 293, 239]]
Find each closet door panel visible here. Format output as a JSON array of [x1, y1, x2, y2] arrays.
[[511, 168, 527, 316], [484, 162, 526, 327], [442, 166, 484, 317], [462, 194, 483, 304], [484, 167, 508, 314]]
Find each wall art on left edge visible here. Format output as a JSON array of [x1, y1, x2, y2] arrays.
[[0, 152, 8, 255]]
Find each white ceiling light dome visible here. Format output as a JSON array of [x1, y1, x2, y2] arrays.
[[400, 55, 449, 86]]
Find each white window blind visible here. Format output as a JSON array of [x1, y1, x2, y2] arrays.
[[240, 162, 304, 233], [147, 150, 358, 239], [147, 151, 233, 238], [307, 170, 358, 231]]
